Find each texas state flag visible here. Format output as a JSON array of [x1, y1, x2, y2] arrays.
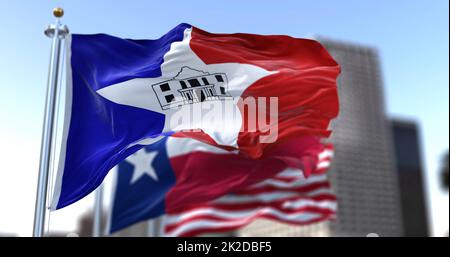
[[51, 23, 340, 210], [109, 136, 328, 234]]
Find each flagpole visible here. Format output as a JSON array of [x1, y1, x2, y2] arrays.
[[93, 184, 104, 237], [33, 7, 69, 237], [157, 216, 165, 237], [149, 217, 164, 237], [147, 220, 155, 237]]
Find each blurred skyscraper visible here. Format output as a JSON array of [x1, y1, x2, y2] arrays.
[[391, 119, 429, 236], [239, 38, 404, 237], [323, 39, 403, 236]]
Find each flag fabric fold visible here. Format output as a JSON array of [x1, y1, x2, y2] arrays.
[[52, 23, 339, 210]]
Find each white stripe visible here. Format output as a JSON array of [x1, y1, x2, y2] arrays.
[[275, 168, 306, 178], [280, 199, 337, 210], [317, 161, 331, 170], [212, 188, 334, 204], [165, 209, 328, 236], [318, 149, 333, 160]]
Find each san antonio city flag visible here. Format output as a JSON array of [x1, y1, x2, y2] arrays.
[[51, 23, 340, 210]]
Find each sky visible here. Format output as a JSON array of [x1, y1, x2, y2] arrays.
[[0, 0, 448, 236]]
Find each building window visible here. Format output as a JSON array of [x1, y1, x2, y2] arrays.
[[188, 79, 201, 87], [160, 83, 170, 92], [202, 77, 209, 85], [165, 94, 175, 103], [220, 86, 226, 95], [215, 75, 224, 82], [180, 81, 187, 89]]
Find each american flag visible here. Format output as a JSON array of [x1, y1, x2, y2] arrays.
[[163, 144, 336, 237]]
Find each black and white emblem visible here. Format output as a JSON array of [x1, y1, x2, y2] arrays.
[[151, 66, 232, 110]]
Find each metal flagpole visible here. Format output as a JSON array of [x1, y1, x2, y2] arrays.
[[157, 216, 165, 237], [148, 217, 164, 237], [93, 184, 104, 237], [33, 7, 69, 237]]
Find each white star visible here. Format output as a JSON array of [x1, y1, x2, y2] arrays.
[[96, 27, 277, 148], [126, 150, 159, 184]]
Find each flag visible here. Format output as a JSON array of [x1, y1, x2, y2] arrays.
[[108, 136, 334, 234], [52, 23, 340, 210], [164, 145, 335, 237]]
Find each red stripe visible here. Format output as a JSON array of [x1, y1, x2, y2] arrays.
[[315, 167, 331, 175]]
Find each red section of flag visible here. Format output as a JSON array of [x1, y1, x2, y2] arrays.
[[190, 27, 340, 158]]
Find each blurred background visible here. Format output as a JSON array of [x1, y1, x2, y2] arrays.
[[0, 0, 448, 237]]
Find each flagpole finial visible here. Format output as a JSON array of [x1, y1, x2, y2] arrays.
[[53, 7, 64, 18], [44, 8, 69, 38]]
